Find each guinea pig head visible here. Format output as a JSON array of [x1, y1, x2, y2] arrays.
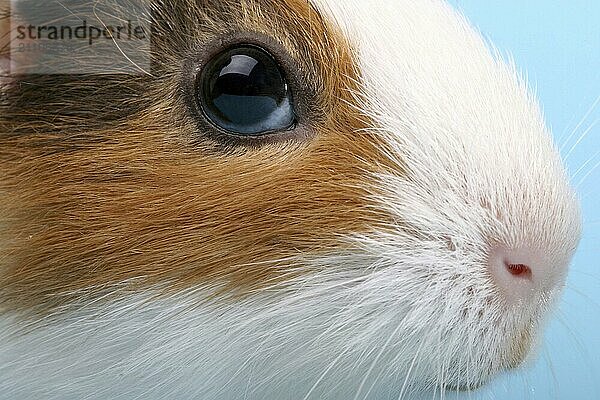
[[0, 0, 582, 395]]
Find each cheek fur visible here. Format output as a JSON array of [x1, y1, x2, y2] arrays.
[[0, 0, 399, 313]]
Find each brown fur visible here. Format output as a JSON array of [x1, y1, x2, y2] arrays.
[[0, 1, 8, 51], [0, 0, 9, 76], [0, 0, 395, 313]]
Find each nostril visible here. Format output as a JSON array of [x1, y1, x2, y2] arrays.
[[487, 246, 545, 302], [488, 245, 568, 303], [505, 262, 532, 279]]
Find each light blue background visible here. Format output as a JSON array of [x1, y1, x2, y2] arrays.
[[445, 1, 600, 399]]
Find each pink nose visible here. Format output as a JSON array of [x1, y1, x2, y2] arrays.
[[487, 247, 560, 302]]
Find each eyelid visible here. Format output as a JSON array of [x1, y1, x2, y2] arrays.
[[179, 31, 317, 148]]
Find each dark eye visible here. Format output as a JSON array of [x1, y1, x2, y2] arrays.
[[196, 45, 296, 136]]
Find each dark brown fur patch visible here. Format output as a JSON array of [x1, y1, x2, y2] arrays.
[[0, 0, 396, 313]]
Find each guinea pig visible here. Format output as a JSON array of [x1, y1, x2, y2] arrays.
[[0, 0, 583, 399]]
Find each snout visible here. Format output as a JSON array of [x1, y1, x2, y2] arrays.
[[486, 246, 566, 304]]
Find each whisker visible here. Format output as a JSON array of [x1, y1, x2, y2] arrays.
[[437, 330, 448, 400], [552, 309, 600, 398], [362, 358, 390, 400], [521, 368, 533, 400], [540, 344, 561, 400], [352, 321, 403, 400], [397, 340, 425, 400], [559, 93, 600, 154], [301, 350, 346, 400], [553, 308, 588, 364], [563, 119, 599, 162], [571, 149, 600, 180], [569, 268, 600, 283], [576, 156, 600, 189], [563, 285, 600, 313]]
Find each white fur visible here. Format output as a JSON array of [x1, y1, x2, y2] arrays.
[[308, 0, 582, 391], [0, 0, 582, 399]]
